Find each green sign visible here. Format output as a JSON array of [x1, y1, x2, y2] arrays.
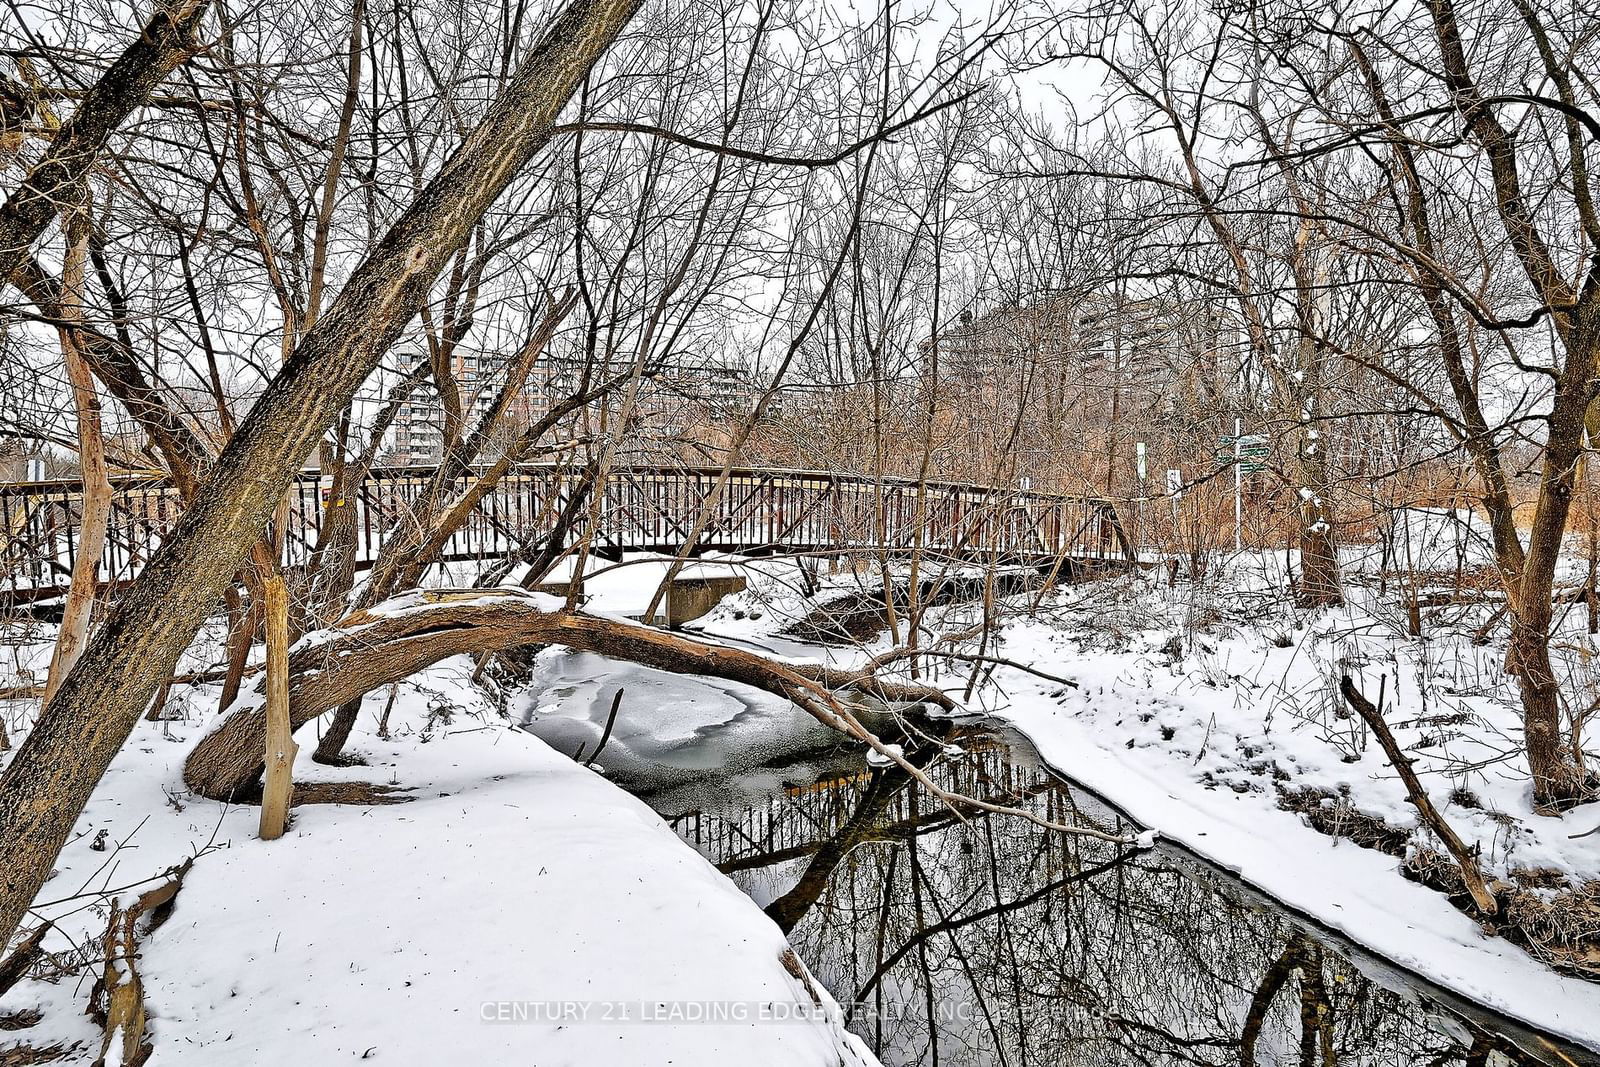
[[1218, 434, 1269, 474]]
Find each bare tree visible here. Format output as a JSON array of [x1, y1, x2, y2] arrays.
[[0, 0, 643, 951]]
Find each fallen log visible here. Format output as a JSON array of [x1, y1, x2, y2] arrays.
[[183, 588, 955, 803]]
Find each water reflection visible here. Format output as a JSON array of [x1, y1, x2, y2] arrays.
[[651, 729, 1580, 1067]]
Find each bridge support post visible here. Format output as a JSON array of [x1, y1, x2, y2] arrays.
[[659, 575, 747, 629]]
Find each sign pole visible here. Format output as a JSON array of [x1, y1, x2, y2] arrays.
[[1136, 441, 1147, 557], [1233, 417, 1243, 552]]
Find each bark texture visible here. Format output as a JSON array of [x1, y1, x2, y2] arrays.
[[0, 0, 212, 285], [0, 0, 642, 950], [257, 577, 294, 839], [41, 224, 112, 706]]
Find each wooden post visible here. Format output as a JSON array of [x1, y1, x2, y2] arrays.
[[259, 575, 295, 840]]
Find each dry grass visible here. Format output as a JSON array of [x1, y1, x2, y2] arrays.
[[0, 1045, 80, 1066], [1276, 786, 1412, 855], [1500, 874, 1600, 979], [1279, 786, 1600, 980]]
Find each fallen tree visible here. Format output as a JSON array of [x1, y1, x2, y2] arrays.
[[181, 588, 1138, 845], [184, 587, 953, 800]]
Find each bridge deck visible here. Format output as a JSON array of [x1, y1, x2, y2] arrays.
[[0, 464, 1127, 598]]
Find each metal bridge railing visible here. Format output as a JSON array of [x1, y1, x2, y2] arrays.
[[0, 464, 1125, 597]]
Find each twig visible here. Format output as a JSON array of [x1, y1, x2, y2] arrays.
[[585, 687, 624, 769]]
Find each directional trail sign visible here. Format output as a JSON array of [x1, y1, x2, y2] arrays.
[[1218, 434, 1269, 474]]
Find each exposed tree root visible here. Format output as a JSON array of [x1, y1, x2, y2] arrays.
[[88, 860, 189, 1067]]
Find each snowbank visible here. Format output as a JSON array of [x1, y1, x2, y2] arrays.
[[516, 648, 842, 790], [1347, 506, 1498, 574], [964, 588, 1600, 1052], [1, 660, 876, 1066]]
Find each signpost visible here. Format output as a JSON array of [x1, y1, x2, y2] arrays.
[[1217, 431, 1269, 473], [1218, 423, 1269, 552], [1135, 442, 1147, 554], [1234, 424, 1242, 551]]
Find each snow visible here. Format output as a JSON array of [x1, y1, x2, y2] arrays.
[[512, 552, 774, 619], [687, 548, 1600, 1051], [923, 562, 1600, 1051], [354, 584, 567, 621], [515, 648, 841, 789], [1, 658, 877, 1067], [1351, 506, 1499, 574], [864, 742, 903, 769]]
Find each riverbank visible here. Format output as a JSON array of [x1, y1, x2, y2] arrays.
[[691, 552, 1600, 1053], [0, 661, 875, 1066], [986, 656, 1600, 1054]]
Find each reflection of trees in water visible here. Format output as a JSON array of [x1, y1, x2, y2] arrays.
[[674, 740, 1535, 1067]]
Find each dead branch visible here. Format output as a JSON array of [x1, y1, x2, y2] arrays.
[[0, 923, 48, 998], [1339, 675, 1498, 914], [90, 859, 190, 1067]]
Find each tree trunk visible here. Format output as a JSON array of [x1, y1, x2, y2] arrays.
[[1508, 364, 1594, 811], [311, 697, 363, 765], [1340, 676, 1497, 914], [1509, 611, 1588, 811], [1422, 0, 1594, 812], [1297, 492, 1341, 608], [42, 220, 113, 707], [217, 587, 258, 712], [0, 0, 212, 284], [304, 363, 431, 626], [0, 0, 642, 952]]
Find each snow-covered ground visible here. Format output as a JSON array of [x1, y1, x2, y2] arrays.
[[0, 654, 876, 1066]]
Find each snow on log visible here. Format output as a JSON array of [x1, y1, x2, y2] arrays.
[[183, 587, 954, 802]]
